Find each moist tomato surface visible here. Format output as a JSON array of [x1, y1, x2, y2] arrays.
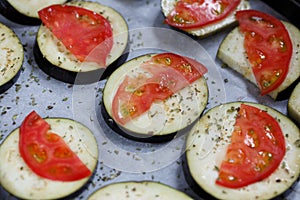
[[19, 111, 91, 181], [236, 10, 292, 95], [38, 4, 113, 66], [111, 53, 207, 125], [216, 104, 286, 188], [165, 0, 240, 29]]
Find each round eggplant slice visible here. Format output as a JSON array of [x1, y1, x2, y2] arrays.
[[88, 181, 192, 200], [0, 117, 98, 199], [185, 102, 300, 200], [0, 22, 23, 94], [288, 82, 300, 126], [0, 0, 68, 25], [34, 1, 128, 84], [102, 54, 208, 143], [217, 21, 300, 100]]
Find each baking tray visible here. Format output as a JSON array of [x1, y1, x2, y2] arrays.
[[0, 0, 299, 199]]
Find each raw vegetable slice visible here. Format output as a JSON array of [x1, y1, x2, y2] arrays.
[[288, 81, 300, 125], [0, 0, 68, 25], [186, 102, 300, 200], [0, 22, 23, 94], [19, 111, 91, 181], [0, 112, 98, 199], [112, 53, 207, 125], [216, 104, 285, 188], [161, 0, 250, 37], [102, 53, 208, 142], [38, 4, 113, 66], [34, 1, 128, 83], [217, 16, 300, 100], [88, 181, 193, 200], [165, 0, 241, 29], [236, 10, 293, 95]]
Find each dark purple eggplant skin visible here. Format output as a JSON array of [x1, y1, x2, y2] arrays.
[[0, 0, 71, 25], [0, 69, 21, 94], [0, 0, 42, 25], [99, 102, 190, 143], [33, 40, 103, 84], [33, 40, 129, 84]]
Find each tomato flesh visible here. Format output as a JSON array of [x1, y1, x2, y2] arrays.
[[19, 111, 91, 181], [111, 53, 207, 125], [216, 104, 285, 188], [236, 10, 292, 95], [165, 0, 240, 29], [38, 4, 113, 66]]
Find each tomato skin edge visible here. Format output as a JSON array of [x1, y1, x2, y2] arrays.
[[236, 9, 292, 95], [215, 104, 286, 189], [111, 53, 207, 125], [164, 0, 241, 29], [19, 111, 92, 181], [38, 4, 113, 66]]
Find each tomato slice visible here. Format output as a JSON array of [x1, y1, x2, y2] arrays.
[[38, 4, 113, 66], [236, 10, 292, 95], [19, 111, 91, 181], [216, 104, 285, 188], [165, 0, 240, 29], [111, 53, 207, 125]]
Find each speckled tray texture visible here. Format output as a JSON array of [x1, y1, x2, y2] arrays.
[[0, 0, 299, 199]]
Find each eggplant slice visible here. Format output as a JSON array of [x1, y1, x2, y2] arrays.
[[160, 0, 250, 37], [102, 53, 208, 143], [0, 117, 98, 199], [0, 0, 68, 25], [34, 1, 129, 84], [185, 102, 300, 200], [88, 181, 193, 200], [0, 22, 23, 94], [288, 82, 300, 126], [217, 21, 300, 100]]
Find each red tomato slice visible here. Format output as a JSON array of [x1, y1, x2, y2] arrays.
[[165, 0, 240, 29], [236, 10, 292, 95], [216, 104, 285, 188], [19, 111, 91, 181], [112, 53, 207, 125], [38, 4, 113, 66]]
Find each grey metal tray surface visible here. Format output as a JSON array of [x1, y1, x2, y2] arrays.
[[0, 0, 299, 199]]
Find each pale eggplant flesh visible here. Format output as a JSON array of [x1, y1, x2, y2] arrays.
[[34, 1, 129, 84], [102, 54, 209, 143], [185, 102, 300, 200]]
